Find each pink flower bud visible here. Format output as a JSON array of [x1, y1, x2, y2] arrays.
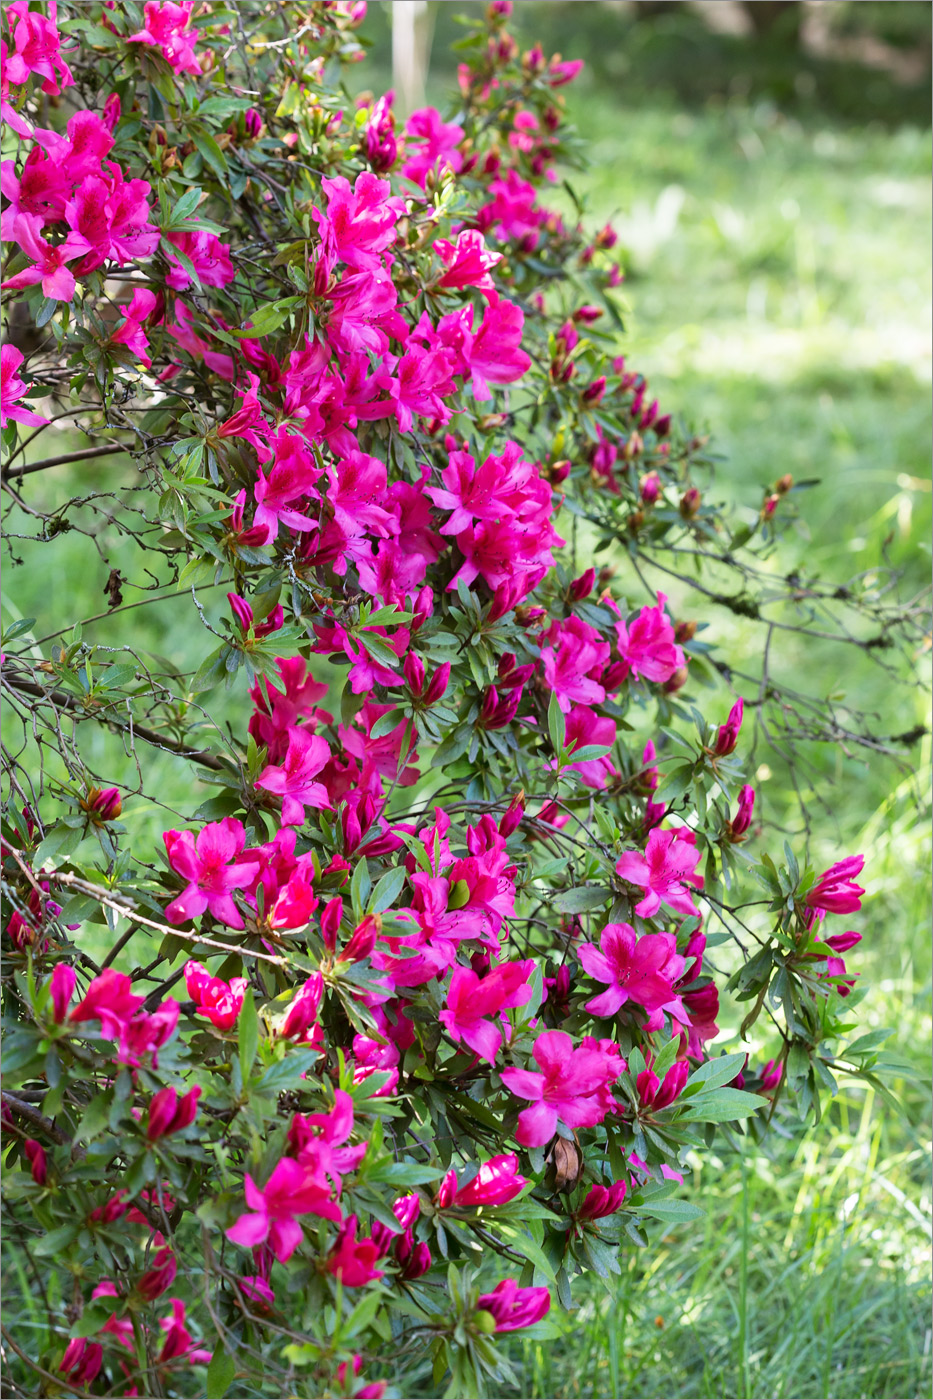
[[574, 305, 603, 324], [825, 929, 861, 954], [254, 604, 284, 639], [281, 973, 324, 1039], [423, 662, 451, 705], [403, 652, 425, 697], [146, 1085, 201, 1140], [640, 472, 661, 505], [499, 791, 525, 838], [24, 1138, 47, 1185], [714, 698, 744, 756], [136, 1247, 177, 1301], [759, 1059, 783, 1092], [411, 586, 434, 632], [568, 567, 596, 601], [435, 1169, 457, 1208], [49, 963, 76, 1021], [60, 1339, 103, 1386], [340, 915, 378, 964], [582, 376, 606, 404], [320, 896, 343, 950], [680, 487, 702, 519], [728, 784, 755, 840], [227, 592, 254, 632], [102, 93, 121, 131]]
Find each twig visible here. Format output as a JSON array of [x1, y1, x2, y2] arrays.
[[1, 442, 134, 482]]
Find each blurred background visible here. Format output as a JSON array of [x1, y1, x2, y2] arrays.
[[3, 4, 930, 1396]]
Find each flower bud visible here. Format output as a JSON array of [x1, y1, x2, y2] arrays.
[[775, 473, 793, 495], [674, 619, 697, 643], [49, 963, 76, 1022], [60, 1339, 103, 1386], [340, 915, 379, 964], [423, 662, 451, 705], [411, 586, 434, 633], [662, 666, 689, 695], [726, 784, 755, 841], [582, 376, 606, 404], [714, 698, 744, 756], [568, 568, 595, 601], [102, 93, 121, 131], [24, 1138, 47, 1185], [654, 413, 672, 437], [640, 472, 660, 505], [136, 1247, 177, 1301], [574, 305, 603, 324], [499, 790, 525, 838], [435, 1168, 457, 1208], [320, 896, 343, 950], [680, 487, 702, 519], [227, 592, 254, 632], [80, 786, 122, 822], [403, 652, 425, 698]]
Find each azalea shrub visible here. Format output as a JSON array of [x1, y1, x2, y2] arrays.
[[0, 3, 910, 1398]]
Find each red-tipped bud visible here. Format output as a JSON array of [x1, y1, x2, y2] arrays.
[[281, 973, 324, 1039], [102, 93, 121, 132], [146, 1085, 201, 1141], [654, 413, 672, 437], [136, 1248, 177, 1301], [254, 604, 284, 639], [435, 1168, 457, 1209], [227, 592, 253, 632], [60, 1339, 103, 1386], [574, 304, 603, 324], [775, 473, 794, 495], [582, 376, 606, 404], [49, 963, 76, 1022], [411, 586, 434, 632], [81, 786, 122, 822], [674, 619, 697, 643], [602, 660, 628, 694], [726, 784, 755, 841]]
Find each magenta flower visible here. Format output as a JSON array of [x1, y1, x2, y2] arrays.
[[500, 1029, 623, 1148], [136, 1246, 177, 1301], [476, 1278, 551, 1332], [541, 616, 609, 713], [70, 968, 144, 1040], [578, 922, 685, 1022], [615, 592, 685, 685], [435, 229, 502, 300], [163, 817, 260, 929], [448, 1153, 528, 1208], [805, 856, 865, 919], [440, 960, 533, 1063], [4, 1, 74, 94], [255, 726, 332, 827], [164, 229, 234, 289], [327, 1214, 385, 1286], [467, 299, 532, 400], [615, 827, 704, 920], [1, 345, 48, 428], [636, 1060, 688, 1112], [286, 1090, 367, 1195], [226, 1157, 342, 1262], [1, 212, 89, 301], [313, 171, 405, 272], [184, 960, 247, 1030], [401, 106, 464, 189], [128, 1, 202, 76], [575, 1179, 627, 1222], [59, 1339, 103, 1387]]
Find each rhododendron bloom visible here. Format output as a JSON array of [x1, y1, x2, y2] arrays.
[[327, 1214, 384, 1286], [164, 230, 234, 289], [615, 827, 704, 919], [1, 345, 48, 428], [1, 213, 89, 300], [70, 968, 144, 1040], [541, 616, 610, 712], [435, 229, 501, 299], [805, 856, 865, 919], [163, 818, 260, 929], [578, 922, 686, 1023], [467, 299, 532, 399], [110, 287, 160, 367], [500, 1029, 623, 1147], [313, 172, 404, 272], [448, 1153, 527, 1208], [4, 1, 73, 94], [128, 2, 202, 76], [615, 593, 685, 684], [255, 727, 332, 826], [226, 1157, 342, 1262], [439, 960, 534, 1062], [476, 1278, 551, 1332], [184, 960, 248, 1030], [401, 107, 464, 188], [286, 1090, 366, 1194]]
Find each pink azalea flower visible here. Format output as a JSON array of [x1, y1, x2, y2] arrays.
[[59, 1339, 103, 1386], [476, 1278, 550, 1332], [327, 449, 393, 539], [226, 1157, 342, 1262], [183, 960, 247, 1030], [286, 1092, 368, 1198], [542, 616, 610, 713], [805, 855, 865, 919], [70, 968, 144, 1040], [1, 212, 89, 300], [400, 107, 464, 189], [255, 726, 333, 827], [4, 1, 73, 94], [615, 827, 704, 920], [163, 229, 234, 289], [578, 922, 686, 1022], [127, 1, 202, 76], [253, 432, 322, 542], [615, 592, 685, 685], [443, 1153, 528, 1208], [313, 171, 405, 272], [157, 1299, 211, 1366], [439, 960, 534, 1062], [110, 288, 160, 366], [1, 344, 48, 428], [466, 299, 532, 400], [575, 1179, 627, 1222], [435, 229, 501, 300], [499, 1029, 623, 1147], [327, 1214, 385, 1286], [163, 817, 260, 929]]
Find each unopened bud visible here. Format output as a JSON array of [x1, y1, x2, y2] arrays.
[[679, 487, 701, 519], [674, 619, 697, 643], [662, 666, 689, 695], [775, 473, 793, 495], [640, 472, 660, 505]]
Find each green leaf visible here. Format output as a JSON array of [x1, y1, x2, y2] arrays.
[[552, 886, 611, 914], [370, 866, 407, 915], [33, 822, 84, 867], [547, 692, 566, 755], [636, 1198, 705, 1222], [190, 644, 228, 694], [206, 1345, 236, 1398], [191, 126, 228, 178], [675, 1087, 767, 1123], [33, 1223, 80, 1257], [684, 1051, 749, 1094], [238, 990, 259, 1081]]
